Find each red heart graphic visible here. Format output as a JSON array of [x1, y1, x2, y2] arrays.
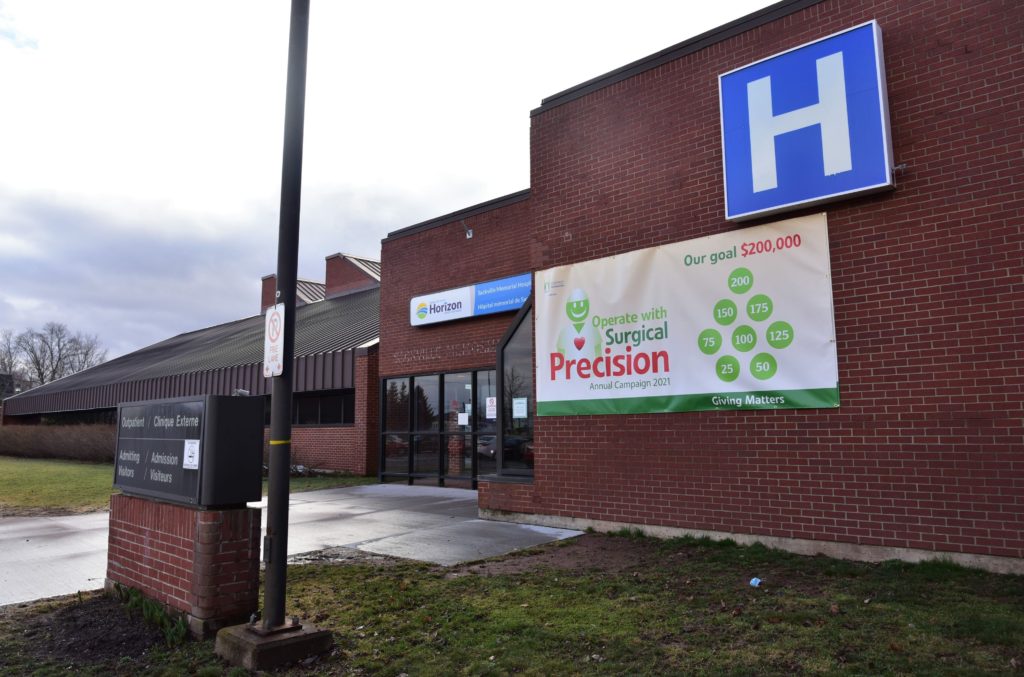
[[573, 336, 586, 350]]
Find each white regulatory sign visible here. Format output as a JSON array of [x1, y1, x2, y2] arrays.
[[183, 439, 201, 470], [263, 303, 285, 378]]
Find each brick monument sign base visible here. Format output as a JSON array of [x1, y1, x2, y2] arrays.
[[105, 493, 261, 637]]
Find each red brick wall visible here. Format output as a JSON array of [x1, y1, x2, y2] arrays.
[[261, 275, 276, 313], [380, 198, 533, 378], [326, 255, 378, 298], [261, 348, 379, 474], [262, 424, 369, 474], [106, 494, 260, 634], [384, 0, 1024, 562], [285, 426, 363, 471], [358, 346, 380, 475]]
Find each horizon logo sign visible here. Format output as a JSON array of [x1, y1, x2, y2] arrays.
[[719, 21, 893, 221], [409, 272, 532, 326]]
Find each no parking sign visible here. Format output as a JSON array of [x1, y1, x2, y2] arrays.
[[263, 303, 285, 378]]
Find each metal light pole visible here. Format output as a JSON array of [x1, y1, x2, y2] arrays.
[[263, 0, 309, 632]]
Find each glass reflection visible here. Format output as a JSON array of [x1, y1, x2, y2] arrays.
[[501, 309, 534, 473], [383, 434, 409, 474], [384, 378, 410, 431], [476, 370, 497, 434], [412, 434, 440, 475], [443, 372, 472, 432], [414, 375, 439, 431], [444, 434, 472, 477]]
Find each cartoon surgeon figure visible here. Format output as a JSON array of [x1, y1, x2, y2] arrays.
[[556, 289, 603, 358]]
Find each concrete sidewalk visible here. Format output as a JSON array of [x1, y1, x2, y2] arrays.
[[253, 484, 580, 565], [0, 484, 579, 607], [0, 511, 110, 607]]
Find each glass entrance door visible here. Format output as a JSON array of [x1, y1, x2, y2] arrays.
[[381, 369, 497, 488]]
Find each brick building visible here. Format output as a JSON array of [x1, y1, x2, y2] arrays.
[[378, 0, 1022, 572], [2, 254, 381, 476], [2, 0, 1018, 573]]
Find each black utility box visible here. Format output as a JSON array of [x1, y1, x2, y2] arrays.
[[114, 395, 263, 508]]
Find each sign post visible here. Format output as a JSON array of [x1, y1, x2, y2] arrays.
[[262, 0, 308, 635], [217, 1, 332, 669]]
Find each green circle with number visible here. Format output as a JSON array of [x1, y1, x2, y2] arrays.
[[716, 355, 740, 382], [746, 294, 773, 322], [766, 321, 794, 349], [750, 352, 778, 380], [713, 299, 738, 326], [728, 267, 754, 294], [697, 328, 722, 355], [731, 325, 757, 352]]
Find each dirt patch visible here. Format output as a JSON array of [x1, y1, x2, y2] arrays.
[[452, 533, 671, 577], [5, 593, 164, 667], [289, 545, 404, 568], [285, 538, 651, 574], [0, 505, 106, 518], [1, 540, 625, 670]]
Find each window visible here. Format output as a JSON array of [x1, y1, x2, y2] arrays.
[[282, 389, 356, 426], [295, 397, 320, 425], [319, 394, 349, 424], [444, 372, 472, 432], [475, 369, 497, 476], [384, 378, 410, 431], [497, 303, 534, 477], [414, 375, 440, 431]]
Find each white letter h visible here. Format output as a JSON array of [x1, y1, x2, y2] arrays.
[[747, 52, 852, 193]]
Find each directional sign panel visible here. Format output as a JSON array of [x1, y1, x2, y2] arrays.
[[115, 398, 204, 504], [114, 395, 264, 508]]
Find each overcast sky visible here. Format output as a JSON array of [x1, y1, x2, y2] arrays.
[[0, 0, 772, 359]]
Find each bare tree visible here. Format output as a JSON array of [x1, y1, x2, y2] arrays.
[[66, 332, 107, 376], [13, 322, 107, 385], [0, 329, 21, 377], [503, 365, 529, 400]]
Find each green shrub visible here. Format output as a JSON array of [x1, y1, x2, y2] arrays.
[[114, 582, 190, 648]]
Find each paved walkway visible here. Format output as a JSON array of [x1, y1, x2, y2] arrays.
[[0, 511, 110, 607], [0, 484, 579, 607]]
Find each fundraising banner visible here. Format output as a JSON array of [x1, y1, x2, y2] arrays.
[[535, 213, 838, 416]]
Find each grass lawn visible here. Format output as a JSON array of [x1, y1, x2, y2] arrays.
[[0, 456, 117, 514], [0, 455, 376, 515], [2, 456, 1020, 673], [0, 533, 1021, 675]]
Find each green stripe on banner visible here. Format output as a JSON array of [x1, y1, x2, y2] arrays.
[[535, 388, 839, 416]]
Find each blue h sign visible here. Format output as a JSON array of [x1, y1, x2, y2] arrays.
[[719, 21, 893, 221]]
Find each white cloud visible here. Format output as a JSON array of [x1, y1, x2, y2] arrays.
[[0, 232, 41, 259], [0, 0, 773, 358]]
